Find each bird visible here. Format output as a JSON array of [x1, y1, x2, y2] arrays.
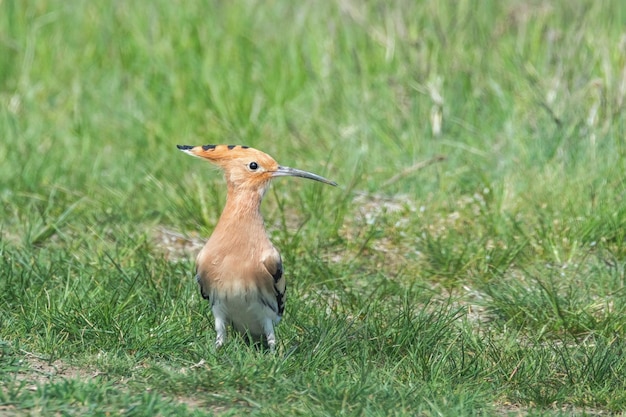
[[177, 144, 336, 351]]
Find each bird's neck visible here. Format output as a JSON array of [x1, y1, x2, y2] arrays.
[[214, 186, 267, 233]]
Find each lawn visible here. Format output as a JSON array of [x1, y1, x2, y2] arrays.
[[1, 1, 626, 415]]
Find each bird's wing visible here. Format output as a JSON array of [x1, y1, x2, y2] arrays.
[[262, 252, 285, 316], [195, 247, 219, 305], [196, 268, 213, 302]]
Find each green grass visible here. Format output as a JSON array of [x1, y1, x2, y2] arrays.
[[1, 0, 626, 415]]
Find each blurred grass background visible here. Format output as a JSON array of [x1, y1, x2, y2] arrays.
[[1, 1, 626, 415]]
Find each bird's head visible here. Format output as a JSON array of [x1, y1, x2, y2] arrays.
[[177, 144, 336, 195]]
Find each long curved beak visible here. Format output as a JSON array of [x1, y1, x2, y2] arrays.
[[272, 166, 337, 186]]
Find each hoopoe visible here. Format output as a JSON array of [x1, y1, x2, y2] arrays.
[[177, 144, 336, 351]]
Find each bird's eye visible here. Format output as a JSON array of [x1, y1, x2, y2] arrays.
[[248, 162, 259, 171]]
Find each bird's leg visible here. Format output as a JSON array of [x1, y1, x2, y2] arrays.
[[262, 318, 276, 352], [214, 314, 227, 349]]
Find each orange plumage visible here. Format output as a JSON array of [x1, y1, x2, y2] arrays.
[[177, 144, 336, 350]]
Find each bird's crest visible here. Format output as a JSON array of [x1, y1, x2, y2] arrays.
[[177, 144, 260, 161]]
